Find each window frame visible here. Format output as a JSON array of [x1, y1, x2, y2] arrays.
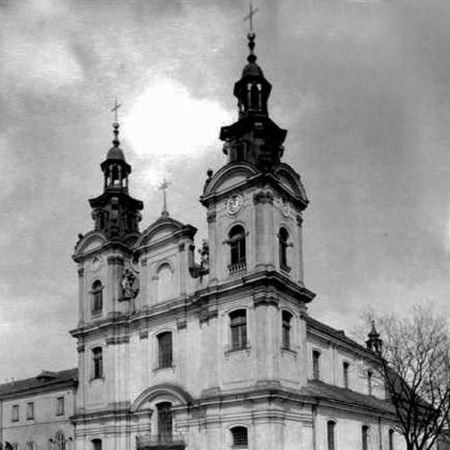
[[388, 429, 395, 450], [91, 280, 103, 315], [327, 420, 336, 450], [367, 370, 373, 395], [26, 401, 34, 420], [343, 361, 350, 389], [55, 430, 66, 450], [229, 309, 248, 351], [312, 350, 321, 380], [92, 347, 103, 380], [362, 425, 369, 450], [157, 331, 173, 369], [56, 396, 65, 416], [230, 426, 248, 449], [11, 404, 19, 422], [228, 225, 247, 272], [278, 227, 290, 271], [157, 402, 173, 441], [92, 438, 102, 450], [281, 310, 293, 349]]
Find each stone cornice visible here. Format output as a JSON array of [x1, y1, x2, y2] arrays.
[[73, 239, 134, 263], [71, 271, 314, 339]]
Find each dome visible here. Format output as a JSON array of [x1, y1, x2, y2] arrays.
[[106, 146, 126, 161], [242, 61, 264, 78]]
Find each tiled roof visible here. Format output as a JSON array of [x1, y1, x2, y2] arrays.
[[302, 380, 395, 414], [0, 368, 78, 398]]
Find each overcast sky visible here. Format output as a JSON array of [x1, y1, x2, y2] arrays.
[[0, 0, 449, 380]]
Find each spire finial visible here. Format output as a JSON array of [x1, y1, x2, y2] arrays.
[[243, 4, 259, 63], [111, 99, 122, 148], [159, 178, 171, 218]]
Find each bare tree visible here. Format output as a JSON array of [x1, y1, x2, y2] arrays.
[[366, 307, 450, 450]]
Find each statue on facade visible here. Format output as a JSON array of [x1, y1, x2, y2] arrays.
[[121, 268, 139, 300]]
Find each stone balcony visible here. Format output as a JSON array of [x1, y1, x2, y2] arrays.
[[136, 433, 186, 450]]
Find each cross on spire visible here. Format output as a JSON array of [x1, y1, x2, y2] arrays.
[[159, 178, 171, 218], [111, 98, 122, 124], [243, 3, 259, 33]]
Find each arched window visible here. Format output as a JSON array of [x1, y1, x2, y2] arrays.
[[91, 280, 103, 315], [362, 425, 369, 450], [389, 429, 394, 450], [343, 362, 349, 389], [327, 421, 336, 450], [312, 350, 321, 380], [282, 310, 293, 349], [92, 438, 102, 450], [157, 402, 173, 442], [228, 225, 246, 273], [55, 431, 66, 450], [92, 347, 103, 379], [230, 309, 247, 350], [231, 426, 248, 448], [26, 442, 35, 450], [279, 227, 289, 270], [157, 331, 173, 368]]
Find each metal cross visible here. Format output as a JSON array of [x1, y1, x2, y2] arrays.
[[243, 3, 259, 33], [159, 178, 171, 217], [111, 98, 122, 123]]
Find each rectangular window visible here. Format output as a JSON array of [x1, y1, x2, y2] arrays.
[[343, 362, 349, 389], [282, 311, 293, 349], [230, 310, 247, 350], [11, 404, 19, 422], [157, 403, 173, 441], [93, 347, 103, 379], [56, 396, 65, 416], [362, 425, 369, 450], [367, 370, 373, 395], [327, 421, 336, 450], [158, 332, 173, 368], [26, 402, 34, 420], [312, 350, 321, 380]]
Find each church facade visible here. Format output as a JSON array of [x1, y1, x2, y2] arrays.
[[0, 33, 408, 450]]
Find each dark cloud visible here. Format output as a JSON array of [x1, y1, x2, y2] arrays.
[[0, 0, 449, 378]]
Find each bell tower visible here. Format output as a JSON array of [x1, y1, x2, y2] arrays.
[[89, 122, 143, 239], [201, 32, 312, 299]]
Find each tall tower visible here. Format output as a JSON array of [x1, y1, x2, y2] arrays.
[[201, 32, 313, 297], [71, 120, 143, 446]]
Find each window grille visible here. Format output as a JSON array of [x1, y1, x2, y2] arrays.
[[231, 426, 248, 448]]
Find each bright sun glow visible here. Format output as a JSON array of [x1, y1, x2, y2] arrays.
[[124, 80, 232, 185]]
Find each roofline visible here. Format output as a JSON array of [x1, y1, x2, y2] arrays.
[[0, 369, 78, 400]]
